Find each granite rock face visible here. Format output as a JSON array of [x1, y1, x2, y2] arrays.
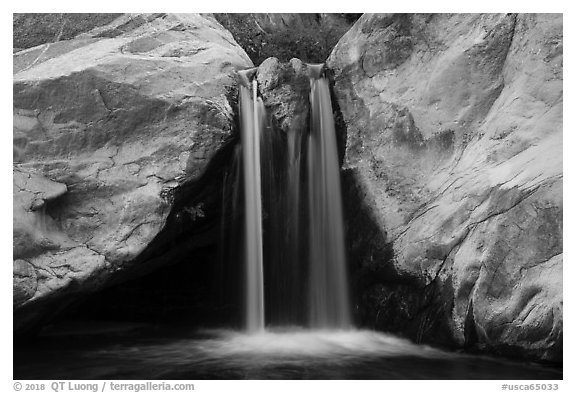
[[13, 13, 121, 51], [328, 13, 562, 361], [13, 13, 252, 331]]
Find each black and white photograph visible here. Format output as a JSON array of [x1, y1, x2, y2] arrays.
[[9, 4, 567, 387]]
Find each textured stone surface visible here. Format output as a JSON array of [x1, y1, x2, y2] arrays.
[[328, 13, 562, 361], [13, 13, 121, 50], [13, 13, 252, 331], [256, 57, 311, 135], [213, 13, 359, 64]]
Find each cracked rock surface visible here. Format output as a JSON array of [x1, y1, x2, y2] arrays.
[[328, 14, 562, 361], [13, 13, 252, 332]]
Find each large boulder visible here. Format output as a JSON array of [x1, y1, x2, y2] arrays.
[[328, 13, 562, 362], [13, 13, 253, 332]]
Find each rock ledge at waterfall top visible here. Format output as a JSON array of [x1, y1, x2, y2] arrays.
[[13, 13, 253, 332], [329, 13, 562, 362]]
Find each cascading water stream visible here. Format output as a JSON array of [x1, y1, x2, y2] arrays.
[[238, 70, 265, 332], [307, 64, 351, 329], [231, 64, 351, 332]]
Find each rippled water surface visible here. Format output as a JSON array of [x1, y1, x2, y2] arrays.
[[14, 323, 562, 380]]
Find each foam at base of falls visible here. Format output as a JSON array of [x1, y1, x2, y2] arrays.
[[191, 328, 448, 360]]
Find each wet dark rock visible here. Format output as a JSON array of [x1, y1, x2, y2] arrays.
[[256, 57, 311, 135], [213, 13, 360, 65]]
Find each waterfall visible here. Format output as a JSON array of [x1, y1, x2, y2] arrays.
[[307, 64, 351, 328], [229, 64, 351, 332], [238, 72, 265, 332]]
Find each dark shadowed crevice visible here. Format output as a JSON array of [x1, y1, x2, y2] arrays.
[[214, 14, 362, 65]]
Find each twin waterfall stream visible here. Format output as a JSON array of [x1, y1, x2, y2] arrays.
[[234, 64, 350, 332], [239, 78, 266, 332]]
